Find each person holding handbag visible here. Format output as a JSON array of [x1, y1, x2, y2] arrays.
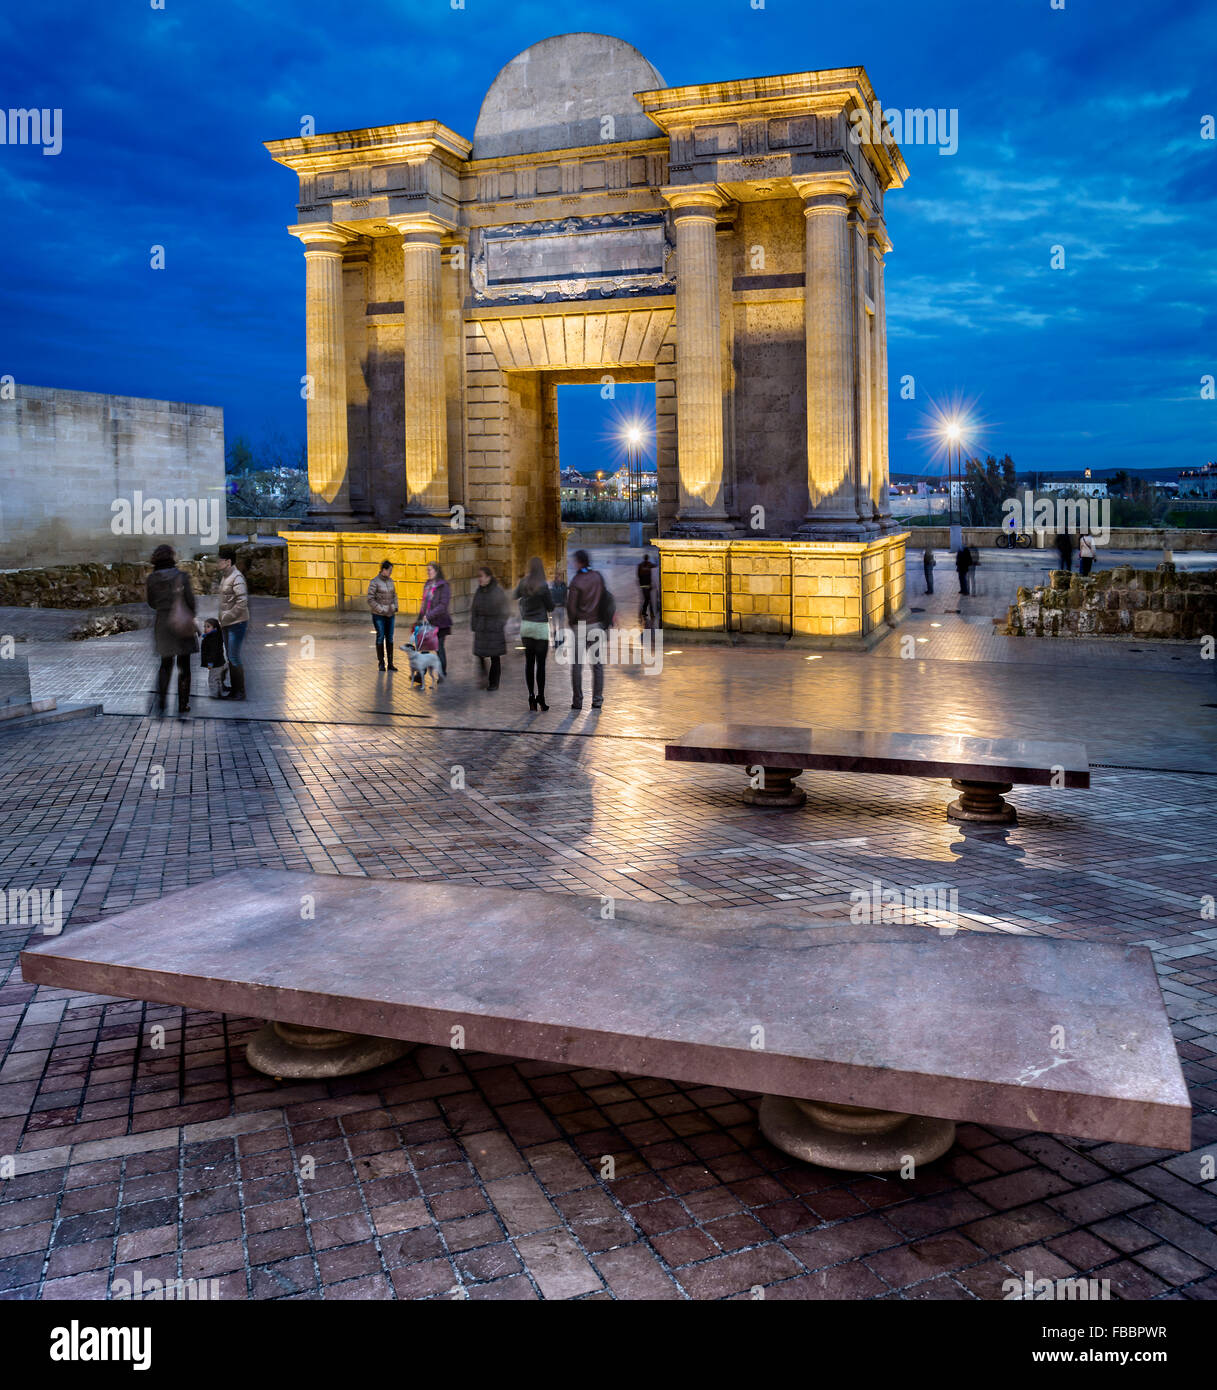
[[146, 544, 197, 717], [416, 562, 452, 677]]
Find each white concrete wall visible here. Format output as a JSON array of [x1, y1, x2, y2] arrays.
[[0, 385, 225, 566]]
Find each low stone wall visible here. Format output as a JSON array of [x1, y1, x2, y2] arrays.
[[278, 530, 482, 618], [566, 523, 659, 546], [908, 526, 1217, 551], [1004, 565, 1217, 638], [655, 533, 908, 647], [0, 543, 287, 609]]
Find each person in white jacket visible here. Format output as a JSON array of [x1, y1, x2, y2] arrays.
[[216, 546, 250, 700]]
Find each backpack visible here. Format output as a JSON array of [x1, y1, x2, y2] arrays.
[[596, 576, 616, 628]]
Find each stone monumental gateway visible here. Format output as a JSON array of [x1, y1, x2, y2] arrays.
[[267, 33, 909, 644]]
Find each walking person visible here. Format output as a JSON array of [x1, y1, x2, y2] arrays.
[[146, 544, 197, 717], [1079, 530, 1096, 577], [367, 559, 398, 671], [549, 566, 568, 651], [416, 562, 452, 678], [922, 547, 935, 595], [215, 545, 249, 700], [955, 545, 973, 597], [637, 552, 657, 628], [1054, 530, 1073, 573], [567, 548, 613, 711], [514, 555, 554, 711], [200, 618, 227, 698], [470, 565, 510, 691]]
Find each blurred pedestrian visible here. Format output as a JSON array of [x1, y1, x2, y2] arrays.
[[955, 545, 973, 596], [922, 548, 935, 595], [470, 565, 510, 692], [567, 549, 614, 710], [1054, 530, 1073, 573], [637, 552, 657, 628], [550, 565, 568, 650], [514, 555, 554, 711], [146, 544, 197, 717], [1079, 530, 1096, 576]]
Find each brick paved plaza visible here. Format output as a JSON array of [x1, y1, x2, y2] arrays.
[[1, 547, 1214, 1302]]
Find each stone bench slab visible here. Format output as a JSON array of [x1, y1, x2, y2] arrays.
[[20, 869, 1188, 1153], [666, 723, 1090, 787]]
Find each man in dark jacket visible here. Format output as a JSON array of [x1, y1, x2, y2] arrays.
[[146, 544, 197, 716], [955, 546, 973, 596], [637, 554, 656, 627], [566, 549, 607, 710]]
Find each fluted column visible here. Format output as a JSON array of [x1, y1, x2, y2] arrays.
[[662, 186, 734, 533], [389, 214, 450, 522], [792, 174, 868, 539], [288, 223, 355, 515], [869, 222, 894, 526]]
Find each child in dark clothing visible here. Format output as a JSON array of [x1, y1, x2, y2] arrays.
[[200, 618, 228, 697]]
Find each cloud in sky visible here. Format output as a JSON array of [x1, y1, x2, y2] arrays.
[[1, 0, 1213, 480]]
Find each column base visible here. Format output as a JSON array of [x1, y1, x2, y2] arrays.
[[245, 1021, 413, 1079], [397, 509, 455, 533], [666, 517, 744, 539], [759, 1095, 956, 1173], [947, 780, 1017, 825], [741, 767, 807, 809], [793, 519, 881, 542]]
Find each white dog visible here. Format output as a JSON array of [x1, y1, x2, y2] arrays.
[[405, 644, 444, 690]]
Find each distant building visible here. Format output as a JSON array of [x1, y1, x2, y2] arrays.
[[1040, 479, 1108, 498], [1179, 462, 1217, 499], [607, 464, 658, 500], [559, 469, 596, 502]]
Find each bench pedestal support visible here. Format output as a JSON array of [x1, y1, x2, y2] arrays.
[[759, 1095, 956, 1173], [947, 779, 1017, 825], [246, 1021, 413, 1079], [741, 766, 807, 809]]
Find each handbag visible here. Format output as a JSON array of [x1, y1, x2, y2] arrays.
[[413, 621, 439, 654], [168, 577, 196, 641]]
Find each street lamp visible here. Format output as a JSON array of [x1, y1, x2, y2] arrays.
[[942, 418, 963, 551]]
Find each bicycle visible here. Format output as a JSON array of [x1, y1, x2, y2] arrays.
[[995, 530, 1034, 549]]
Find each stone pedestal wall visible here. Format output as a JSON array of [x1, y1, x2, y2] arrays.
[[279, 530, 482, 618], [1004, 565, 1217, 638], [656, 533, 907, 647]]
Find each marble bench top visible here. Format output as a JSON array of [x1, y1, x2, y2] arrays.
[[666, 723, 1091, 787], [20, 869, 1184, 1149]]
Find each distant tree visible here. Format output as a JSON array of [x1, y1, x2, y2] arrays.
[[225, 435, 256, 475], [961, 453, 1018, 527], [1108, 469, 1131, 498]]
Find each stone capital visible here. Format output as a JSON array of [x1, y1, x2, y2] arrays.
[[660, 184, 729, 218], [867, 220, 893, 256], [791, 172, 860, 215], [287, 222, 356, 253], [386, 212, 456, 244]]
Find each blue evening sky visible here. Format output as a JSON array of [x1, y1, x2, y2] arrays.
[[2, 0, 1213, 480]]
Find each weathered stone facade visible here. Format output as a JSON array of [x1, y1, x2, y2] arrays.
[[0, 545, 287, 610], [0, 386, 225, 568], [1004, 566, 1217, 639], [266, 32, 910, 642]]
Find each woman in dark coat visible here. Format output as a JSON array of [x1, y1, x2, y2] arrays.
[[146, 544, 197, 716], [470, 565, 510, 692]]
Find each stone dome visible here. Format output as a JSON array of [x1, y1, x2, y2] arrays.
[[472, 33, 666, 160]]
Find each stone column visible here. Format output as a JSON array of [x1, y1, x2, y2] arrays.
[[288, 223, 355, 516], [662, 186, 734, 534], [869, 222, 894, 526], [792, 174, 869, 539], [389, 214, 451, 525]]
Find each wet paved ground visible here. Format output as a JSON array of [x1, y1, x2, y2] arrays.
[[0, 547, 1214, 1300]]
